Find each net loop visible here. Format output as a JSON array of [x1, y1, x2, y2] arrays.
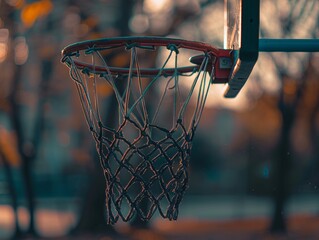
[[85, 45, 98, 55], [81, 67, 91, 76], [67, 51, 80, 58], [125, 42, 138, 50], [125, 42, 157, 51], [167, 43, 180, 54]]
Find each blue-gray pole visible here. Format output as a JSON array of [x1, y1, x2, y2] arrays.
[[259, 39, 319, 52]]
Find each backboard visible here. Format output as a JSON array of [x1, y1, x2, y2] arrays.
[[224, 0, 241, 50], [223, 0, 260, 98]]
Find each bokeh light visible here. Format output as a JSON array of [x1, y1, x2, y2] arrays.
[[129, 14, 149, 33], [0, 29, 9, 63], [143, 0, 172, 14], [14, 37, 28, 65]]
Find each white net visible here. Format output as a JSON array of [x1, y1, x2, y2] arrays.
[[62, 38, 215, 223]]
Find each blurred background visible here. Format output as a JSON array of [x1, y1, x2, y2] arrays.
[[0, 0, 319, 239]]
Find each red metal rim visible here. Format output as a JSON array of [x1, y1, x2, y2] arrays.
[[61, 36, 221, 77], [70, 62, 201, 77]]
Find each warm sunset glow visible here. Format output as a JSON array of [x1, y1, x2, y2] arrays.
[[0, 29, 9, 63], [0, 127, 21, 166], [0, 43, 8, 63], [21, 0, 53, 28]]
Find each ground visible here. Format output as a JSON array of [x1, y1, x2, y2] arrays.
[[1, 196, 319, 239]]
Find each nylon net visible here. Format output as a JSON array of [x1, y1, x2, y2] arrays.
[[62, 39, 214, 224]]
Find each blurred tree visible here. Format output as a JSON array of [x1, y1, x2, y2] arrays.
[[0, 1, 27, 238], [0, 128, 21, 237], [0, 2, 22, 238], [259, 1, 319, 232], [304, 60, 319, 186], [0, 0, 54, 237], [270, 72, 306, 232]]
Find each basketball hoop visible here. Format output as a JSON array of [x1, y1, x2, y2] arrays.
[[61, 36, 231, 224]]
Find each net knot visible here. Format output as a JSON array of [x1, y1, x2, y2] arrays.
[[85, 46, 97, 55], [167, 44, 179, 54], [61, 51, 80, 64], [114, 132, 121, 139], [81, 67, 90, 75], [99, 73, 106, 78], [177, 118, 183, 125], [141, 129, 147, 137], [185, 134, 192, 142], [125, 42, 138, 50], [68, 51, 80, 58]]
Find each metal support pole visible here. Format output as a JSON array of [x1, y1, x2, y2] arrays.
[[259, 39, 319, 52]]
